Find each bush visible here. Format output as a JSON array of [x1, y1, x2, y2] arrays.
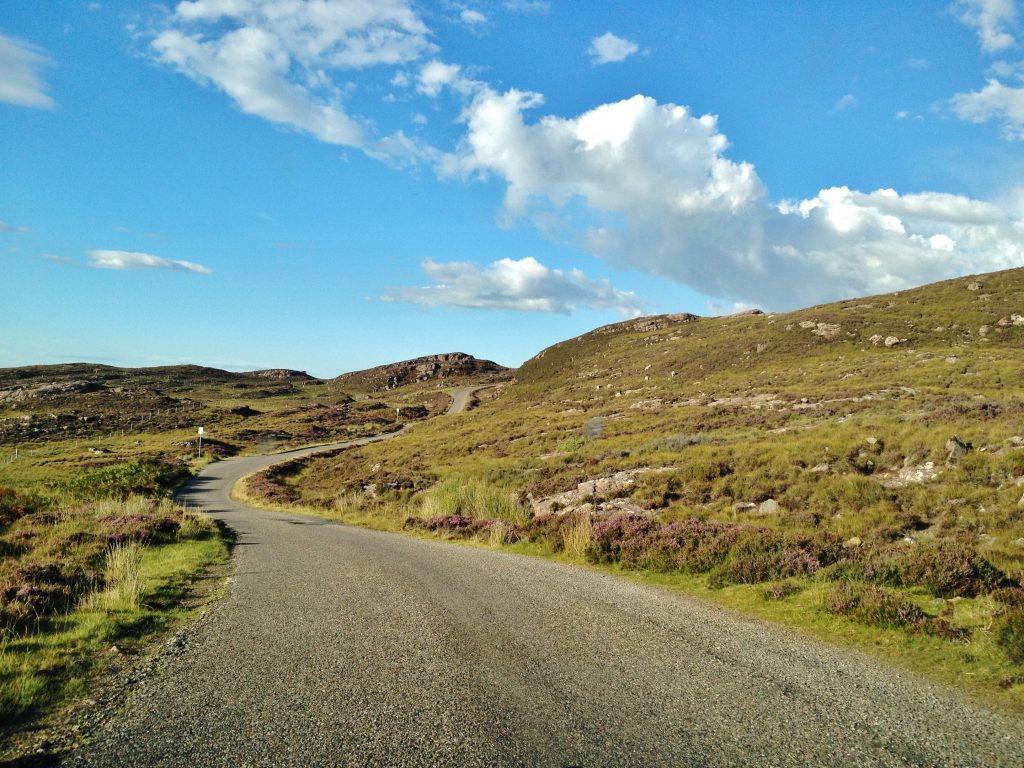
[[404, 514, 525, 544], [761, 580, 803, 601], [825, 582, 928, 631], [995, 609, 1024, 664], [902, 540, 1004, 597], [586, 512, 838, 586], [0, 488, 36, 530], [70, 459, 190, 501], [709, 530, 824, 587]]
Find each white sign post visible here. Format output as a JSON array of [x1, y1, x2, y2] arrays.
[[197, 426, 204, 459]]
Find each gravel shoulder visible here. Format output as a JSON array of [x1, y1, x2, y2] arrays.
[[63, 447, 1024, 766]]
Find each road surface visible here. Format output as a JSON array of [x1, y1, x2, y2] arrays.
[[67, 403, 1024, 766]]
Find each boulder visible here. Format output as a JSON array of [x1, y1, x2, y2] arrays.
[[946, 435, 970, 464]]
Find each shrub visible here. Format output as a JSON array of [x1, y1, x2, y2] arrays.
[[404, 514, 525, 544], [901, 540, 1004, 597], [70, 459, 190, 500], [0, 488, 35, 530], [761, 580, 803, 601], [708, 530, 823, 587], [992, 587, 1024, 607], [588, 513, 659, 565], [825, 582, 928, 631], [995, 609, 1024, 664], [587, 512, 837, 586], [245, 471, 297, 505]]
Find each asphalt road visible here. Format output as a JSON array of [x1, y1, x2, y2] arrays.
[[66, 393, 1024, 767]]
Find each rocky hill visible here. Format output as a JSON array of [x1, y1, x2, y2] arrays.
[[333, 352, 510, 392]]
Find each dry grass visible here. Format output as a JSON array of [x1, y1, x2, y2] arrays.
[[82, 542, 143, 612], [561, 514, 593, 559]]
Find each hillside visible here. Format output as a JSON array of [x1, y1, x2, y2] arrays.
[[0, 357, 495, 482], [332, 352, 510, 393], [262, 267, 1024, 704]]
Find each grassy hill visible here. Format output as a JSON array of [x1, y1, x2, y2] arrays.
[[260, 267, 1024, 708]]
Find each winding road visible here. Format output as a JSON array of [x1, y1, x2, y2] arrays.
[[67, 387, 1024, 767]]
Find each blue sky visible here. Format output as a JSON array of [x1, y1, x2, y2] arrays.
[[2, 1, 1024, 377]]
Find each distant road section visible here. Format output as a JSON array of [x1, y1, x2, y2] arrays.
[[67, 415, 1024, 766], [445, 384, 486, 415]]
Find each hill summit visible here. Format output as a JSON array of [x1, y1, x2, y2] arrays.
[[333, 352, 509, 392]]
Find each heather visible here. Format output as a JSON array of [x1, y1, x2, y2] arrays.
[[0, 463, 227, 730]]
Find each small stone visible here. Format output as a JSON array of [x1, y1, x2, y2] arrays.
[[967, 281, 982, 291], [865, 436, 878, 445], [810, 463, 830, 473], [844, 536, 862, 548], [758, 498, 781, 515], [883, 336, 906, 348], [979, 325, 991, 337]]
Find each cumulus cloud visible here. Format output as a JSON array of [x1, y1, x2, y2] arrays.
[[952, 77, 1024, 139], [417, 59, 477, 97], [150, 0, 436, 153], [87, 250, 212, 274], [382, 256, 645, 316], [588, 32, 639, 65], [0, 32, 55, 108], [953, 0, 1018, 52], [460, 9, 487, 25], [440, 89, 1024, 308]]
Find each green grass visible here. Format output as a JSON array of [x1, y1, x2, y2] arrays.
[[0, 527, 228, 728]]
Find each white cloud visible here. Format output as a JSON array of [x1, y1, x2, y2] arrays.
[[150, 0, 436, 154], [588, 32, 639, 65], [417, 59, 476, 97], [383, 256, 645, 316], [0, 33, 55, 108], [953, 0, 1018, 52], [0, 220, 30, 234], [503, 1, 550, 14], [907, 58, 931, 69], [460, 9, 487, 25], [952, 77, 1024, 138], [440, 89, 1024, 308], [87, 250, 212, 274], [831, 94, 857, 113]]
